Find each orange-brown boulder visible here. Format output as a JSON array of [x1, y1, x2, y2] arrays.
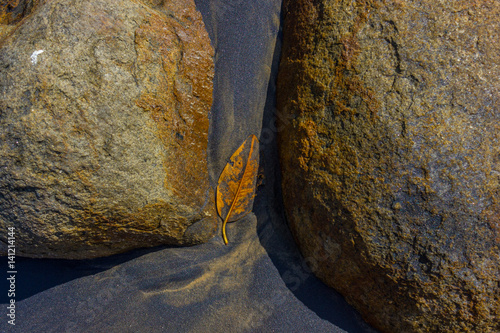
[[278, 1, 500, 332]]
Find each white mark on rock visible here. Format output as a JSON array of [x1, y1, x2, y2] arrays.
[[31, 50, 45, 65]]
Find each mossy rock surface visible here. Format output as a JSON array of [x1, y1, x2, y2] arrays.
[[278, 0, 499, 332], [0, 0, 216, 259]]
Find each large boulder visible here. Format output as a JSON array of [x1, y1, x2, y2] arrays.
[[0, 0, 216, 259], [278, 0, 499, 332]]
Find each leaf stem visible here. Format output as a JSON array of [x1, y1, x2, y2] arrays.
[[222, 214, 230, 245]]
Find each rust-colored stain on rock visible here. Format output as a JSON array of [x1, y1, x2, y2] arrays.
[[0, 0, 42, 40], [134, 0, 214, 208]]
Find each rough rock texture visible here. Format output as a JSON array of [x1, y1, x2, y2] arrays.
[[0, 0, 216, 259], [278, 1, 499, 332], [0, 0, 42, 40]]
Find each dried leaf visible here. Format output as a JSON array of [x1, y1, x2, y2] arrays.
[[216, 134, 259, 244]]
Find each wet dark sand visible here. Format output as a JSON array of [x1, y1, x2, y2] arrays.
[[0, 1, 377, 331]]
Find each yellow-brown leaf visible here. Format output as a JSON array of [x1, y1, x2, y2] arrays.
[[216, 134, 259, 244]]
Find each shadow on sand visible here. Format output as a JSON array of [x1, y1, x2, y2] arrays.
[[0, 245, 167, 303]]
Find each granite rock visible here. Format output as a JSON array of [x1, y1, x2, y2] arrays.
[[0, 0, 42, 40], [0, 0, 216, 259], [278, 0, 499, 332]]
